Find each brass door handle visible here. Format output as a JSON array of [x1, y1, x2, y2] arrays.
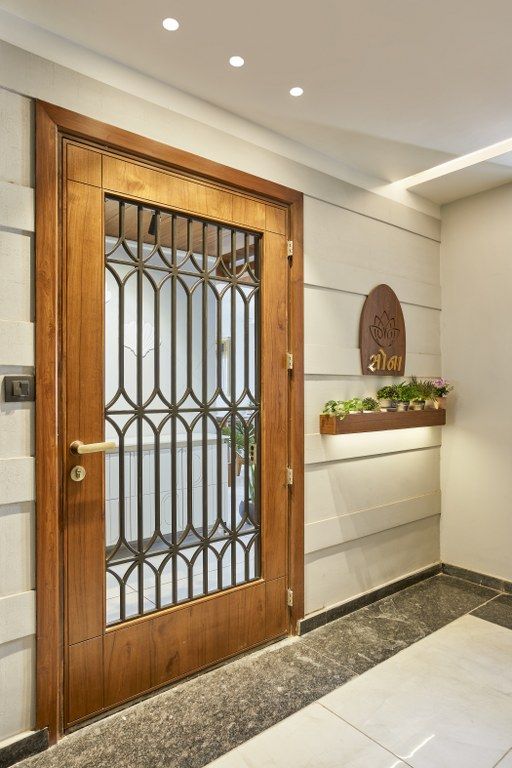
[[70, 440, 117, 455]]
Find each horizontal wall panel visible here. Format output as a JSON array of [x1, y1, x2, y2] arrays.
[[0, 181, 34, 232], [304, 287, 440, 357], [0, 320, 34, 366], [306, 427, 442, 465], [0, 458, 35, 505], [0, 503, 34, 597], [304, 196, 440, 281], [305, 492, 441, 553], [0, 232, 32, 322], [0, 89, 32, 188], [305, 256, 441, 309], [0, 636, 34, 741], [0, 384, 34, 458], [305, 344, 441, 378], [305, 447, 440, 524], [305, 515, 440, 614], [0, 590, 35, 644]]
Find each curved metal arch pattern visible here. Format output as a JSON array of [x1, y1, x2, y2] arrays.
[[104, 197, 261, 626]]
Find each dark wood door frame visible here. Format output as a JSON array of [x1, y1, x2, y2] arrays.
[[35, 100, 304, 743]]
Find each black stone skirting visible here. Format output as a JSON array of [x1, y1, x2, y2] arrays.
[[298, 563, 442, 635], [442, 562, 512, 594], [0, 730, 48, 768]]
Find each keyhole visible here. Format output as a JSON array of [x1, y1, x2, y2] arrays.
[[70, 465, 86, 482]]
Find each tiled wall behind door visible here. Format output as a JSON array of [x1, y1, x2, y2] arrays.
[[0, 87, 35, 741]]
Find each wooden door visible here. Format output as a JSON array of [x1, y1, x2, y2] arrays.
[[63, 142, 291, 727]]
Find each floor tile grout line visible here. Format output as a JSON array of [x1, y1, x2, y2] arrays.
[[465, 592, 504, 616], [318, 701, 415, 768], [492, 746, 512, 767]]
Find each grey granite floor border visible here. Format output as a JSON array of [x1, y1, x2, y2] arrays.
[[298, 563, 442, 634], [0, 731, 48, 768], [471, 593, 512, 631], [11, 571, 506, 768], [443, 562, 512, 594]]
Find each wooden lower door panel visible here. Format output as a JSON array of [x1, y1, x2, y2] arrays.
[[67, 636, 104, 723], [68, 578, 287, 722], [104, 622, 152, 708], [151, 581, 270, 688]]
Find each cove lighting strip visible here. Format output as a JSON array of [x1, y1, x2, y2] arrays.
[[391, 135, 512, 189]]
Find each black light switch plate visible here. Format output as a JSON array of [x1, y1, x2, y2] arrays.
[[3, 375, 35, 402]]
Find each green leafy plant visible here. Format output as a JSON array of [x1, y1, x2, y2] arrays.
[[409, 377, 436, 402], [362, 397, 378, 412], [222, 420, 256, 501], [322, 398, 364, 419], [376, 383, 407, 401], [395, 381, 412, 402]]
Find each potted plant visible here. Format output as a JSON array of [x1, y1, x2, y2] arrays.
[[430, 378, 453, 409], [222, 421, 257, 522], [362, 397, 378, 413], [395, 381, 411, 411], [322, 398, 365, 419], [408, 378, 436, 410], [346, 397, 364, 413], [377, 384, 399, 412]]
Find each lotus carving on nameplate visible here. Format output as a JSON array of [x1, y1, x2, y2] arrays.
[[369, 310, 400, 348]]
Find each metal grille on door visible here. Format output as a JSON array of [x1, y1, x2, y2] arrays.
[[103, 197, 260, 625]]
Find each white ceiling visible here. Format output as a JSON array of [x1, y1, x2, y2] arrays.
[[3, 0, 512, 204]]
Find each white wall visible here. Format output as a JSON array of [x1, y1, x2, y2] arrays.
[[304, 197, 441, 613], [441, 183, 512, 582], [0, 39, 441, 743], [0, 87, 35, 743]]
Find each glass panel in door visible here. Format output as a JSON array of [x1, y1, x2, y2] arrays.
[[103, 198, 261, 625]]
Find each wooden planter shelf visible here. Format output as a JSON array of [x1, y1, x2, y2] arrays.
[[320, 409, 446, 435]]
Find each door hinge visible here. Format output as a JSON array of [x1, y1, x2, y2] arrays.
[[287, 588, 294, 607], [287, 240, 293, 259], [286, 352, 294, 370], [286, 466, 294, 486]]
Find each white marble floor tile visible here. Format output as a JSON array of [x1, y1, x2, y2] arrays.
[[205, 702, 408, 768], [321, 615, 512, 768]]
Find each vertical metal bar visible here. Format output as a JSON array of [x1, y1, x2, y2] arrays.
[[186, 218, 193, 393], [185, 218, 194, 591], [154, 431, 161, 610], [171, 214, 178, 605], [120, 580, 126, 623], [215, 226, 226, 590], [243, 234, 250, 401], [117, 201, 127, 620], [230, 229, 237, 585], [254, 237, 261, 579], [217, 418, 224, 592], [136, 205, 144, 615], [153, 212, 162, 609], [243, 416, 250, 583], [201, 222, 209, 595]]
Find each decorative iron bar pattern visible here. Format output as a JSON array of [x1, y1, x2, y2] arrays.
[[104, 197, 261, 625]]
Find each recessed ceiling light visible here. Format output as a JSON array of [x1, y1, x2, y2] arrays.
[[229, 55, 245, 68], [162, 17, 180, 31], [289, 86, 304, 97]]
